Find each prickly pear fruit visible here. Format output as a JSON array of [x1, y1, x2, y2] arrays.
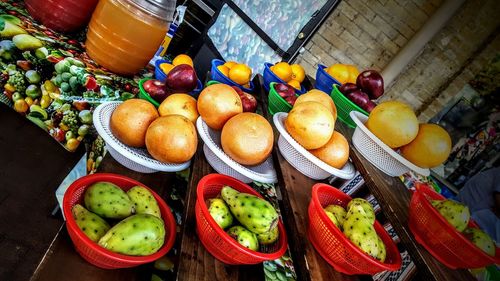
[[84, 182, 134, 219], [432, 199, 470, 232], [325, 205, 347, 227], [257, 225, 279, 245], [430, 200, 441, 208], [208, 198, 233, 229], [127, 186, 161, 218], [98, 214, 165, 256], [464, 228, 495, 256], [221, 186, 278, 234], [72, 204, 110, 242], [343, 212, 374, 238], [347, 198, 375, 223], [347, 226, 380, 260], [227, 226, 259, 251], [375, 236, 386, 262], [325, 211, 340, 228]]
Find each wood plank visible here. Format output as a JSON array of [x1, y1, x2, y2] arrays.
[[0, 103, 84, 281]]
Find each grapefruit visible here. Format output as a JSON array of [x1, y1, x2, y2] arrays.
[[110, 99, 159, 147], [197, 84, 243, 130], [158, 93, 199, 123], [366, 101, 419, 148], [285, 101, 334, 149], [221, 113, 274, 166], [309, 131, 350, 169], [401, 123, 452, 168], [294, 89, 337, 121]]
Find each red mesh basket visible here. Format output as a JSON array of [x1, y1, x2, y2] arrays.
[[308, 183, 402, 275], [62, 173, 177, 269], [195, 174, 288, 264], [408, 183, 500, 269]]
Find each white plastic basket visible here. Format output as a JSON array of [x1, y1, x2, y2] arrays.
[[349, 111, 430, 177], [196, 117, 277, 184], [93, 102, 191, 173], [272, 112, 356, 180]]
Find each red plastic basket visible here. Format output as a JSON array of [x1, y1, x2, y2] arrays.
[[308, 183, 402, 275], [195, 174, 288, 264], [408, 183, 500, 269], [62, 173, 177, 269]]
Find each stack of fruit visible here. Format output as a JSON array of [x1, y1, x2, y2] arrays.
[[110, 98, 197, 164], [144, 54, 198, 103], [430, 199, 495, 256], [365, 101, 452, 169], [338, 70, 384, 113], [323, 198, 386, 262], [324, 63, 359, 85], [207, 186, 280, 251], [72, 182, 167, 256], [284, 90, 350, 169], [197, 84, 271, 166], [269, 62, 305, 91], [216, 60, 253, 89]]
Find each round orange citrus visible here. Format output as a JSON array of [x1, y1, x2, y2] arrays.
[[288, 79, 301, 90], [291, 64, 305, 83], [160, 63, 175, 75], [172, 54, 193, 67], [272, 62, 293, 82], [229, 64, 252, 85], [224, 61, 237, 69], [217, 65, 230, 77]]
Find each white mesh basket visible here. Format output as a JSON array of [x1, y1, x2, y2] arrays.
[[349, 111, 430, 177], [272, 113, 356, 180], [196, 117, 277, 184], [93, 102, 191, 173]]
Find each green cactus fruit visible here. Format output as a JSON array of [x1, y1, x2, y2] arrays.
[[347, 198, 375, 223], [433, 199, 470, 232], [227, 226, 259, 251], [257, 225, 279, 245], [430, 199, 441, 208], [127, 186, 161, 218], [84, 182, 134, 219], [208, 198, 233, 229], [375, 235, 386, 262], [221, 186, 278, 234], [464, 228, 495, 256], [325, 211, 340, 228], [343, 212, 374, 238], [325, 205, 347, 227], [72, 204, 110, 242], [98, 214, 165, 256], [347, 225, 380, 260]]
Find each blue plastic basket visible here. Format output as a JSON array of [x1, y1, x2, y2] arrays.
[[262, 62, 306, 94], [315, 64, 341, 95], [210, 59, 255, 93], [154, 59, 203, 97]]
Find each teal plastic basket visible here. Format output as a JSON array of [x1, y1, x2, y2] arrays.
[[268, 82, 297, 115], [330, 84, 368, 128]]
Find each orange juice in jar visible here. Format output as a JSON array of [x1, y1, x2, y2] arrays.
[[85, 0, 175, 75]]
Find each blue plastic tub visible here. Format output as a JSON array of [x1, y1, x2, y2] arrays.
[[263, 62, 306, 94], [315, 64, 341, 95], [154, 59, 203, 97], [210, 59, 255, 93]]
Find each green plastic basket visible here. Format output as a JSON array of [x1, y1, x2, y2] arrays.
[[138, 78, 160, 108], [330, 84, 368, 128], [268, 82, 297, 115], [205, 80, 220, 87]]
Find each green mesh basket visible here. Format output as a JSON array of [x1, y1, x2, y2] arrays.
[[330, 84, 368, 128], [205, 80, 220, 87], [138, 78, 160, 108], [268, 82, 297, 115]]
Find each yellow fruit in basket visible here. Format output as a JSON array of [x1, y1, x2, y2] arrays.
[[217, 65, 230, 77], [14, 99, 29, 113], [159, 63, 174, 75], [158, 93, 199, 123], [295, 89, 337, 121], [309, 131, 349, 168], [221, 112, 274, 166], [110, 99, 159, 148], [400, 123, 451, 168], [197, 84, 243, 130], [366, 101, 419, 148], [326, 64, 359, 84], [172, 54, 193, 67], [272, 62, 293, 82], [229, 64, 252, 85], [288, 79, 301, 90], [285, 101, 334, 149], [145, 115, 197, 163], [224, 61, 237, 69], [291, 64, 305, 83]]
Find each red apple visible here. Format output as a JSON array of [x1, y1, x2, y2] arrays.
[[362, 100, 377, 113], [339, 82, 358, 95], [232, 86, 257, 112], [143, 79, 168, 103], [356, 70, 384, 99], [166, 64, 198, 93], [285, 95, 297, 106], [346, 89, 370, 109], [274, 83, 295, 98]]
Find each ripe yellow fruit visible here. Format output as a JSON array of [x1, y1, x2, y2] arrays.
[[172, 54, 193, 67], [288, 79, 301, 90], [217, 65, 230, 77], [160, 63, 174, 75], [291, 64, 305, 83], [229, 64, 252, 85], [224, 61, 237, 69], [272, 62, 293, 82]]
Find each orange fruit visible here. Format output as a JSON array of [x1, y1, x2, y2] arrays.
[[243, 83, 251, 89], [160, 63, 175, 75], [224, 61, 237, 69], [309, 131, 349, 169], [401, 123, 452, 168], [345, 65, 359, 84], [272, 62, 293, 82], [172, 54, 193, 67], [291, 64, 305, 83], [326, 64, 359, 84], [288, 79, 301, 90], [229, 64, 252, 85], [217, 65, 230, 77], [295, 89, 337, 121]]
